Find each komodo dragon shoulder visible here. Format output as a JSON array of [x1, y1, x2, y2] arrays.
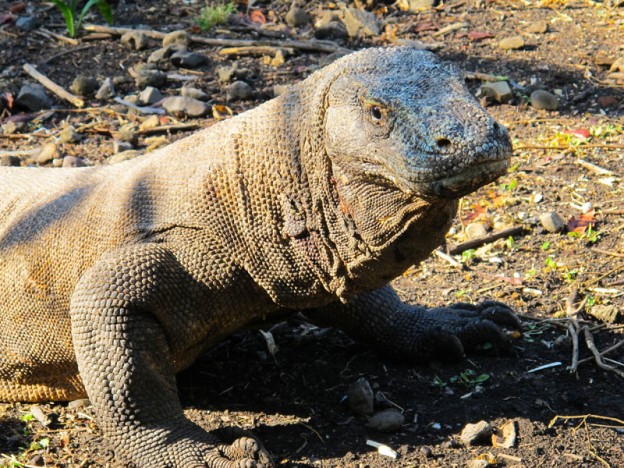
[[0, 47, 520, 467]]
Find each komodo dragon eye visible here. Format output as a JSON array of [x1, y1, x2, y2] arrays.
[[363, 99, 389, 126], [370, 106, 383, 121]]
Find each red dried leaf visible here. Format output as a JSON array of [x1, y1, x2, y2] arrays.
[[567, 209, 596, 233], [0, 92, 14, 110], [461, 204, 487, 225], [0, 13, 15, 24], [467, 31, 494, 41], [249, 9, 266, 24], [564, 128, 591, 139], [414, 21, 436, 33]]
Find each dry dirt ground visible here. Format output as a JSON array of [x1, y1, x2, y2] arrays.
[[1, 0, 623, 466]]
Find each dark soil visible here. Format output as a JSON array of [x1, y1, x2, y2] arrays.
[[1, 1, 623, 466]]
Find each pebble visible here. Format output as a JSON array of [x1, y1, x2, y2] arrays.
[[419, 446, 434, 458], [134, 66, 167, 89], [16, 84, 52, 111], [62, 156, 85, 168], [466, 222, 488, 240], [342, 7, 380, 37], [181, 87, 209, 101], [347, 378, 374, 416], [366, 409, 405, 432], [0, 155, 20, 166], [539, 212, 565, 233], [161, 96, 210, 118], [163, 30, 190, 48], [460, 420, 492, 446], [109, 150, 139, 164], [315, 20, 348, 40], [114, 124, 138, 145], [148, 46, 178, 63], [113, 140, 134, 154], [286, 5, 311, 27], [15, 15, 38, 31], [480, 81, 513, 104], [139, 114, 161, 131], [36, 143, 58, 164], [121, 31, 150, 50], [59, 125, 82, 144], [170, 50, 208, 68], [530, 89, 559, 111], [466, 460, 490, 468], [138, 87, 164, 106], [95, 77, 115, 100], [499, 35, 525, 50], [70, 75, 99, 97], [68, 398, 91, 409], [226, 81, 253, 101], [217, 63, 248, 83], [526, 20, 548, 34]]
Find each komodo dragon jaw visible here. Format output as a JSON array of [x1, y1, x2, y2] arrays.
[[322, 49, 512, 201]]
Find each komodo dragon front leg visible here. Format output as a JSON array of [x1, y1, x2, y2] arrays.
[[307, 286, 521, 362], [70, 244, 272, 467]]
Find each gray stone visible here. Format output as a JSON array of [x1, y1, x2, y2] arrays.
[[460, 420, 493, 446], [15, 15, 38, 31], [121, 31, 150, 50], [36, 143, 58, 165], [170, 50, 208, 68], [347, 378, 374, 416], [109, 150, 139, 164], [466, 222, 488, 240], [16, 84, 52, 111], [161, 96, 210, 118], [134, 66, 167, 88], [70, 75, 99, 97], [526, 20, 548, 34], [95, 78, 115, 100], [481, 81, 513, 104], [163, 30, 190, 48], [138, 87, 164, 106], [226, 81, 253, 101], [499, 36, 525, 50], [62, 156, 85, 168], [342, 7, 380, 37], [531, 90, 559, 111], [314, 20, 348, 40], [539, 212, 565, 233], [286, 6, 310, 27], [148, 46, 178, 63], [366, 409, 405, 432], [181, 87, 209, 101], [59, 126, 82, 144]]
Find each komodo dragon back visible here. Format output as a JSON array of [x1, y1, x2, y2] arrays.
[[0, 47, 517, 467]]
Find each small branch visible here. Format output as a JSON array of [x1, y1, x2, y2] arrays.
[[447, 226, 525, 255], [37, 27, 79, 46], [83, 24, 344, 54], [583, 327, 624, 378], [575, 158, 613, 175], [591, 248, 624, 258], [40, 44, 95, 65], [464, 71, 508, 82], [22, 63, 84, 108], [137, 123, 204, 135], [576, 339, 624, 366], [433, 249, 462, 268], [432, 22, 468, 37], [112, 97, 164, 115]]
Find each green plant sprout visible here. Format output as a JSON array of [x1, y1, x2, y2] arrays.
[[51, 0, 113, 38]]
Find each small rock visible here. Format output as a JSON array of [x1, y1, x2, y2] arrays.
[[134, 67, 167, 89], [109, 150, 139, 164], [226, 81, 253, 101], [342, 7, 380, 37], [148, 46, 178, 63], [59, 125, 82, 144], [347, 378, 374, 416], [113, 140, 134, 154], [315, 20, 348, 40], [163, 30, 190, 48], [62, 156, 85, 168], [36, 143, 58, 164], [95, 77, 115, 100], [16, 84, 52, 111], [139, 114, 161, 131], [420, 446, 434, 458], [15, 15, 38, 31], [68, 398, 91, 409], [170, 50, 208, 68], [499, 35, 525, 50], [460, 420, 493, 446], [597, 95, 618, 107], [525, 20, 548, 34], [466, 460, 490, 468], [121, 31, 150, 50], [466, 222, 488, 240], [181, 87, 209, 101], [314, 10, 344, 29], [70, 75, 99, 97], [531, 90, 559, 111], [26, 454, 44, 467], [0, 155, 20, 166], [138, 87, 164, 106], [539, 212, 565, 233], [480, 81, 513, 104], [161, 96, 210, 118], [217, 63, 249, 83], [366, 409, 405, 432], [286, 5, 311, 27]]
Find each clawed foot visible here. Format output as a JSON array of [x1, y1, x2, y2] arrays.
[[205, 437, 273, 468], [412, 300, 522, 362]]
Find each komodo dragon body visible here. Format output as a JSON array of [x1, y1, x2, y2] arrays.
[[1, 47, 519, 466]]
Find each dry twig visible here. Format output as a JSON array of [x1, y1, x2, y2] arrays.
[[22, 63, 84, 108]]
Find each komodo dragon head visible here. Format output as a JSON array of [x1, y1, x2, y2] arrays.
[[320, 47, 512, 200]]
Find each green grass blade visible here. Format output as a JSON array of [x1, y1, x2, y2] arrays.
[[77, 0, 112, 30], [50, 0, 76, 37], [95, 0, 114, 25]]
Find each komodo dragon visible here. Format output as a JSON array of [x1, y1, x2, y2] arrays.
[[1, 47, 520, 466]]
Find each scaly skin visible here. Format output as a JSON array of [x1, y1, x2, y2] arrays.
[[0, 47, 518, 466]]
